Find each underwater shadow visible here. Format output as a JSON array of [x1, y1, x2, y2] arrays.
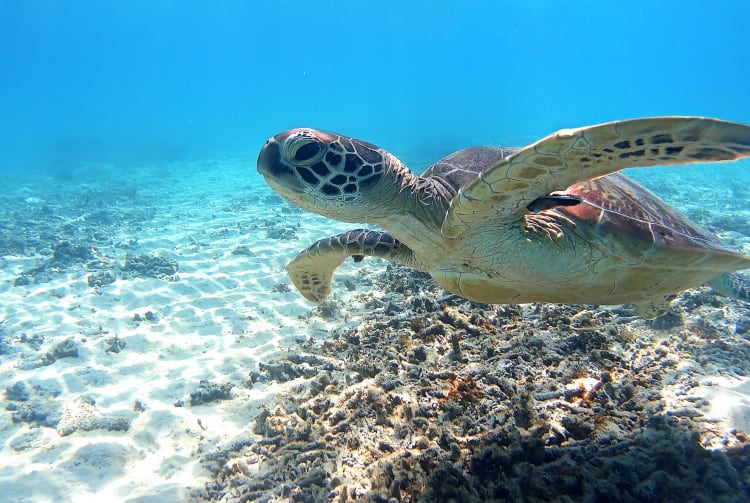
[[408, 417, 749, 502]]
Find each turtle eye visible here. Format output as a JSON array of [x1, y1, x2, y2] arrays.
[[290, 140, 323, 165]]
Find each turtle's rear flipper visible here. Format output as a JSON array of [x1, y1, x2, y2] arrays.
[[285, 229, 417, 303], [707, 273, 750, 303], [640, 273, 750, 320]]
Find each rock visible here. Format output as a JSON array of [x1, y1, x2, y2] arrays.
[[189, 380, 235, 406], [87, 270, 116, 288], [51, 240, 92, 266], [122, 252, 178, 280], [5, 381, 31, 401], [57, 396, 133, 436], [231, 245, 255, 256], [7, 399, 63, 428]]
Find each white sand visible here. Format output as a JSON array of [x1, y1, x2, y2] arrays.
[[0, 160, 385, 502]]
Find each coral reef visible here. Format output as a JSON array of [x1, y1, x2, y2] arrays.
[[189, 380, 236, 406], [195, 265, 750, 502], [122, 252, 179, 280]]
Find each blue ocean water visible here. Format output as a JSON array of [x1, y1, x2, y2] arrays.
[[2, 2, 750, 501], [1, 1, 749, 176]]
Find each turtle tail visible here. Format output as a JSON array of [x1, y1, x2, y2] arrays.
[[706, 273, 750, 303], [285, 229, 418, 304]]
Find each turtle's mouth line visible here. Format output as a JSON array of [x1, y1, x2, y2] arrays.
[[261, 174, 314, 207], [260, 174, 280, 190], [261, 175, 300, 200]]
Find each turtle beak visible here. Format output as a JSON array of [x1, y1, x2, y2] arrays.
[[257, 136, 284, 179]]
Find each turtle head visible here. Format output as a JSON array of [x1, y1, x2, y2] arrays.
[[257, 128, 402, 222]]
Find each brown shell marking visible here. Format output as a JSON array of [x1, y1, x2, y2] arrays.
[[560, 173, 729, 252]]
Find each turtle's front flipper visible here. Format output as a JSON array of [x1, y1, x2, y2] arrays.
[[707, 273, 750, 303], [286, 229, 418, 303]]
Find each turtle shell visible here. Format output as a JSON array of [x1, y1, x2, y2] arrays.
[[560, 173, 735, 254], [423, 146, 737, 256], [420, 146, 517, 196]]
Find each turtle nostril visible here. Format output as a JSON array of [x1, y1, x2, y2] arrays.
[[293, 142, 321, 163]]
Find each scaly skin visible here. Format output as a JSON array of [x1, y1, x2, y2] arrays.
[[285, 229, 416, 304]]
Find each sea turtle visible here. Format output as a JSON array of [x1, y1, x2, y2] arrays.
[[257, 117, 750, 318]]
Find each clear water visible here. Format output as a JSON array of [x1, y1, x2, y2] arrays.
[[2, 1, 750, 501], [2, 1, 749, 174]]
